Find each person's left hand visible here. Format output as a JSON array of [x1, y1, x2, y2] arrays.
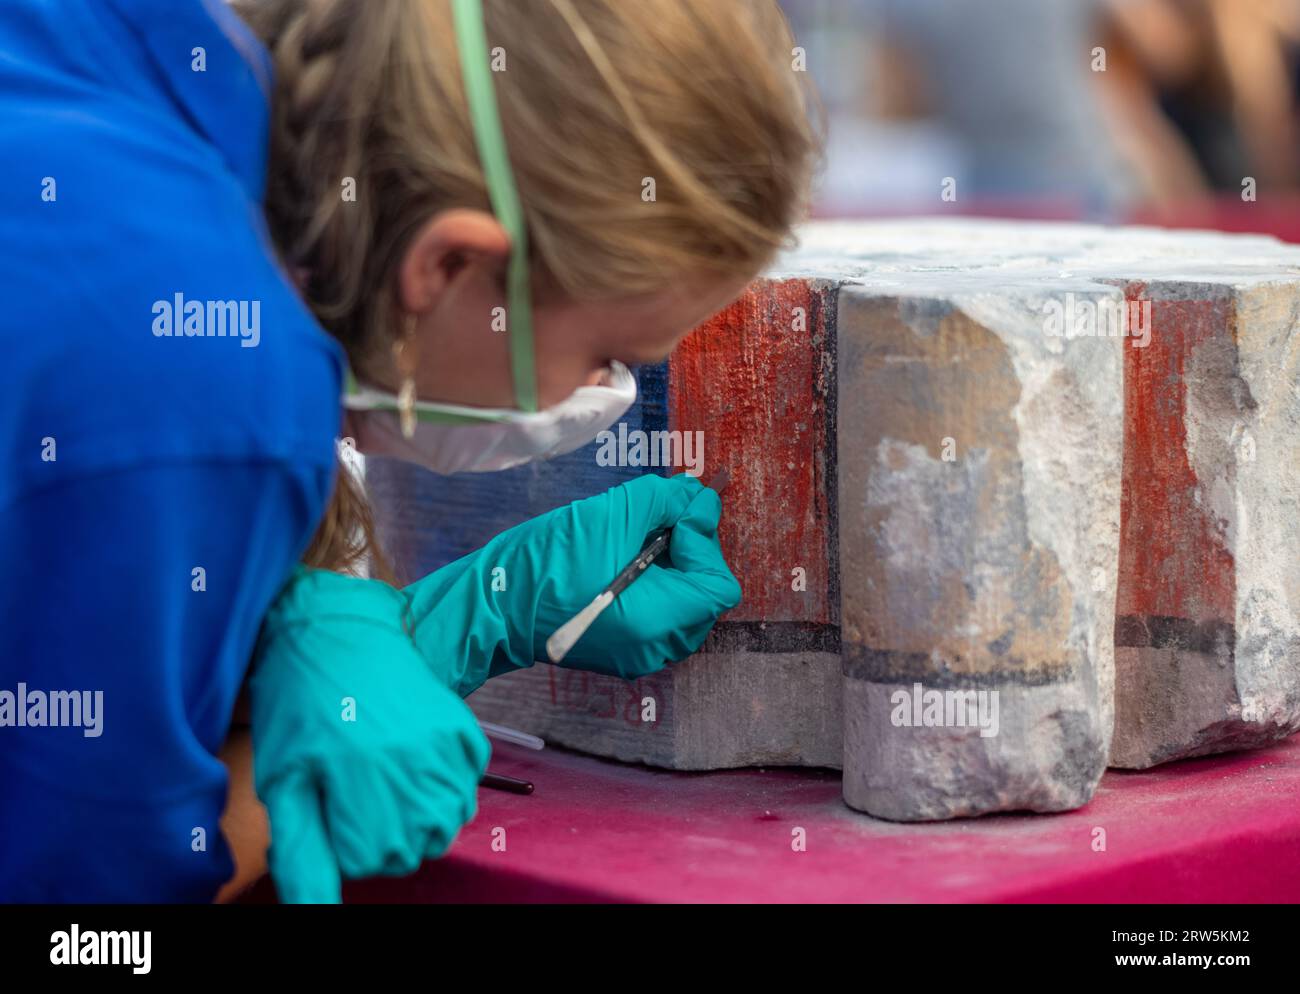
[[249, 566, 490, 904]]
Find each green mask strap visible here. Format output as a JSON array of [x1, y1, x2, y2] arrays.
[[451, 0, 538, 413]]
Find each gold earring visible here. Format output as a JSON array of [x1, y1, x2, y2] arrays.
[[396, 314, 418, 440]]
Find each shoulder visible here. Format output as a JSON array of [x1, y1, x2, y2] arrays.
[[0, 79, 345, 501]]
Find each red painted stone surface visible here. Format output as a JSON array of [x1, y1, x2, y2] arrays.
[[1118, 284, 1236, 626], [668, 278, 836, 625]]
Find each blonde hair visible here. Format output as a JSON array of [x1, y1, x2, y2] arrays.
[[235, 0, 821, 578]]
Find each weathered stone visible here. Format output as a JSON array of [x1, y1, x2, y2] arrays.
[[835, 281, 1123, 820], [1111, 277, 1300, 767], [468, 649, 841, 770], [804, 219, 1300, 815]]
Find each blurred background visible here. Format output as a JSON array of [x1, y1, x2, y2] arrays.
[[779, 0, 1300, 241]]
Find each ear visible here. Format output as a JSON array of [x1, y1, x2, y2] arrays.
[[398, 208, 510, 314]]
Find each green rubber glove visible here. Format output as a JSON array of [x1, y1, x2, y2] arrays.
[[249, 566, 490, 904], [405, 473, 742, 696]]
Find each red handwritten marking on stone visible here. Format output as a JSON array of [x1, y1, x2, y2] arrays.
[[547, 666, 663, 729]]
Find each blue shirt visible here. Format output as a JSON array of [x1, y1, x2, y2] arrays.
[[0, 0, 344, 900]]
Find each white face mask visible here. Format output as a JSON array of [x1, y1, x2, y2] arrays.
[[344, 361, 637, 475]]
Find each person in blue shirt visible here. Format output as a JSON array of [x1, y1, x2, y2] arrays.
[[0, 0, 815, 902]]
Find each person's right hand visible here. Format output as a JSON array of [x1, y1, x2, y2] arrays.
[[249, 566, 490, 904], [404, 473, 742, 696]]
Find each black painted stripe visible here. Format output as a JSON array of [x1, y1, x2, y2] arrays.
[[1114, 614, 1234, 655], [698, 620, 840, 655], [840, 645, 1075, 688]]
